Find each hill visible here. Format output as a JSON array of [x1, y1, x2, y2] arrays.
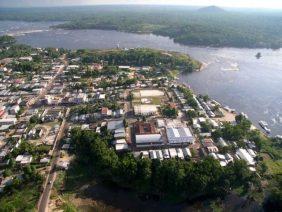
[[198, 5, 225, 13]]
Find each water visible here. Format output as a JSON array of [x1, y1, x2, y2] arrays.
[[1, 21, 281, 135]]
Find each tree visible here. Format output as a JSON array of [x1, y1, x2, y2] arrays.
[[201, 121, 212, 133], [0, 35, 16, 47], [136, 158, 152, 192], [161, 105, 178, 118]]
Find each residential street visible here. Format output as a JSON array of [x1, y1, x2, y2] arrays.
[[38, 108, 69, 212]]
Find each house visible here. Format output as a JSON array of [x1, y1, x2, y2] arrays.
[[15, 154, 32, 164], [92, 63, 103, 70], [118, 65, 131, 70], [67, 65, 79, 70], [19, 56, 32, 61], [56, 161, 70, 170], [0, 149, 9, 162], [42, 109, 62, 122], [113, 109, 124, 118], [98, 93, 106, 100], [72, 93, 87, 104], [134, 121, 163, 147], [182, 147, 192, 158], [107, 120, 124, 132], [0, 118, 17, 125], [168, 148, 177, 158], [202, 138, 219, 153], [40, 157, 50, 163], [101, 107, 112, 117], [113, 139, 128, 151], [9, 105, 20, 115], [217, 137, 228, 147]]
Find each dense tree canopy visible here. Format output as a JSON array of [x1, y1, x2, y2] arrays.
[[2, 6, 282, 48], [70, 128, 258, 202], [69, 48, 201, 73]]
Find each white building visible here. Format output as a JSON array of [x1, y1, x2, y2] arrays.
[[113, 139, 128, 151], [19, 56, 32, 61], [136, 134, 162, 147], [15, 155, 32, 164], [132, 89, 164, 98], [166, 127, 195, 145], [134, 105, 158, 116], [236, 148, 255, 165], [9, 105, 20, 115]]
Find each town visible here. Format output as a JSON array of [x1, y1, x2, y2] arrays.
[[0, 36, 281, 211]]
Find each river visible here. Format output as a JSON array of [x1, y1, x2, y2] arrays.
[[1, 21, 281, 136]]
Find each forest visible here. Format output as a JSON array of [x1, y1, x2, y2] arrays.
[[69, 48, 201, 72], [2, 6, 282, 48], [69, 128, 259, 202]]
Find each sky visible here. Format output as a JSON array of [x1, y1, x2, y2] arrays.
[[1, 0, 282, 9]]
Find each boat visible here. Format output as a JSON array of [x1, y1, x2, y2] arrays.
[[259, 121, 271, 134], [255, 52, 262, 59]]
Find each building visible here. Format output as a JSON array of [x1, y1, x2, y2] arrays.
[[15, 154, 32, 164], [134, 104, 158, 116], [132, 89, 164, 98], [107, 120, 124, 132], [236, 148, 255, 165], [202, 138, 219, 153], [113, 139, 128, 151], [19, 56, 32, 61], [0, 118, 17, 126], [134, 121, 163, 147], [9, 105, 20, 115], [101, 107, 112, 117], [166, 127, 195, 145], [72, 93, 87, 104]]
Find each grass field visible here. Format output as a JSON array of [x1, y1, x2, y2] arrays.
[[264, 159, 282, 175]]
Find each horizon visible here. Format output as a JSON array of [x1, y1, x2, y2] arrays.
[[1, 0, 282, 10]]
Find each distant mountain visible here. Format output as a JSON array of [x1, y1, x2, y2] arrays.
[[198, 6, 225, 13]]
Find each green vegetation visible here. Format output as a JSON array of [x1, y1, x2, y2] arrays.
[[10, 141, 51, 161], [70, 48, 201, 73], [0, 35, 16, 48], [0, 43, 32, 60], [0, 165, 43, 212], [69, 128, 259, 203], [211, 115, 282, 210], [177, 86, 198, 109], [70, 102, 120, 115], [212, 115, 251, 141], [12, 61, 42, 74], [2, 6, 282, 48], [161, 105, 178, 118]]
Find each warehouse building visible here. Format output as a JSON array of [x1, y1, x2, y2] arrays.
[[134, 121, 163, 147], [166, 127, 195, 145]]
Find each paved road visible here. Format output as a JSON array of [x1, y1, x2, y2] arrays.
[[38, 108, 70, 212]]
